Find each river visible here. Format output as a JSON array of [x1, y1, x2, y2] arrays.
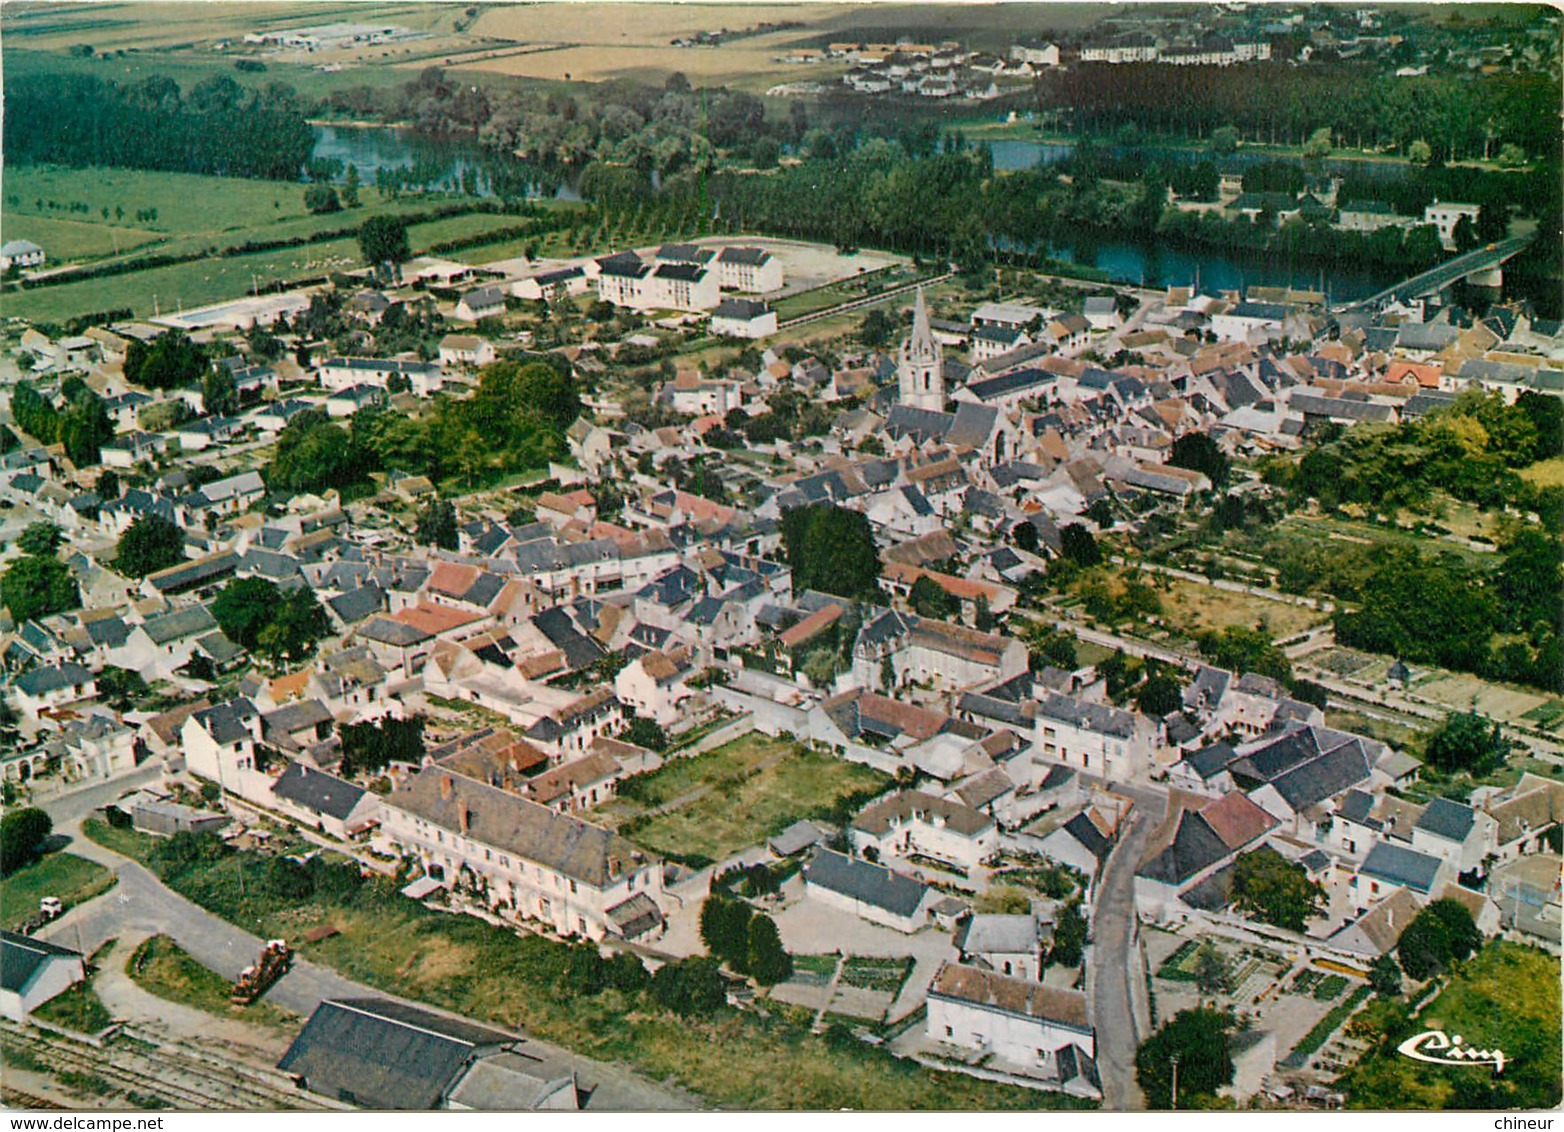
[[311, 123, 1400, 299]]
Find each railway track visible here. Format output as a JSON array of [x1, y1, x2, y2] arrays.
[[0, 1027, 323, 1111], [2, 1086, 67, 1109]]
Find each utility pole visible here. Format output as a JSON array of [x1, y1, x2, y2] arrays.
[[1170, 1053, 1180, 1110]]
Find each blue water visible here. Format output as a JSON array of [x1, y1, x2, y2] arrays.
[[312, 124, 581, 201], [311, 125, 1400, 298]]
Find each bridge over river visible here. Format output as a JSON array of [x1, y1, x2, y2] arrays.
[[1335, 233, 1535, 313]]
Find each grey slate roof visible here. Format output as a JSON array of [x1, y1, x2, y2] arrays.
[[1061, 811, 1114, 862], [272, 762, 367, 821], [1036, 693, 1136, 739], [327, 584, 387, 625], [1359, 841, 1443, 894], [1, 929, 81, 995], [803, 848, 927, 917], [390, 767, 652, 888], [1184, 741, 1237, 781], [15, 662, 93, 697], [141, 604, 219, 645], [277, 998, 512, 1110], [1414, 796, 1476, 842]]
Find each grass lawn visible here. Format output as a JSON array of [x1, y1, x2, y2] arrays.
[[82, 820, 1084, 1110], [592, 733, 890, 863], [1339, 942, 1561, 1110], [4, 157, 558, 321], [127, 935, 299, 1032], [1518, 457, 1564, 488], [1323, 710, 1428, 755], [1158, 576, 1326, 641], [0, 851, 115, 931]]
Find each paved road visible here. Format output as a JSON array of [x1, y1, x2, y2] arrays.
[[38, 822, 698, 1111], [1090, 809, 1157, 1112], [35, 765, 163, 827]]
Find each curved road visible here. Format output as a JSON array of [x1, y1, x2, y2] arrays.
[[36, 787, 697, 1111]]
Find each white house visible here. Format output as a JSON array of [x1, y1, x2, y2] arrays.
[[511, 265, 590, 303], [318, 357, 444, 397], [437, 335, 498, 369], [271, 761, 381, 839], [925, 962, 1097, 1093], [613, 647, 695, 728], [0, 241, 45, 272], [710, 298, 777, 339], [1423, 201, 1481, 250], [0, 932, 84, 1022], [382, 767, 666, 942], [1034, 693, 1153, 782], [1010, 42, 1060, 66], [848, 789, 998, 874], [955, 913, 1048, 981], [13, 662, 97, 721], [801, 848, 933, 933], [454, 284, 508, 322], [1409, 797, 1495, 874], [519, 751, 625, 814]]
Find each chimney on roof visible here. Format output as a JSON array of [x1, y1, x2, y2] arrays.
[[608, 855, 621, 879], [457, 796, 470, 835], [440, 774, 453, 800]]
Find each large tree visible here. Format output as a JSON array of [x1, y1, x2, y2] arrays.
[[648, 956, 727, 1017], [1424, 709, 1507, 776], [745, 911, 792, 986], [267, 413, 373, 494], [908, 574, 959, 620], [1135, 1008, 1234, 1109], [358, 215, 411, 266], [0, 808, 53, 874], [115, 514, 185, 577], [1168, 432, 1231, 489], [781, 504, 882, 601], [699, 893, 753, 970], [1231, 848, 1325, 932], [16, 522, 63, 557], [1059, 524, 1101, 567], [415, 500, 459, 550], [1396, 898, 1481, 980], [1, 553, 79, 622], [124, 330, 208, 391], [212, 578, 282, 650], [256, 587, 330, 665], [339, 715, 427, 777], [1049, 899, 1087, 968]]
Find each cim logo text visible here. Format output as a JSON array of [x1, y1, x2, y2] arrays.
[[1397, 1030, 1509, 1074]]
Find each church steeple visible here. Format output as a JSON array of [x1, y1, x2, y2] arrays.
[[898, 286, 944, 410]]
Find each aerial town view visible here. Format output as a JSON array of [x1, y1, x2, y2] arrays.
[[0, 0, 1559, 1118]]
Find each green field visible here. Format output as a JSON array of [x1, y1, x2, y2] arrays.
[[0, 851, 114, 931], [591, 732, 889, 864], [1, 213, 164, 261], [1339, 942, 1562, 1110], [1, 206, 542, 323]]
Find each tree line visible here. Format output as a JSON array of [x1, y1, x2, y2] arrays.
[[5, 72, 314, 180], [1035, 62, 1559, 165]]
